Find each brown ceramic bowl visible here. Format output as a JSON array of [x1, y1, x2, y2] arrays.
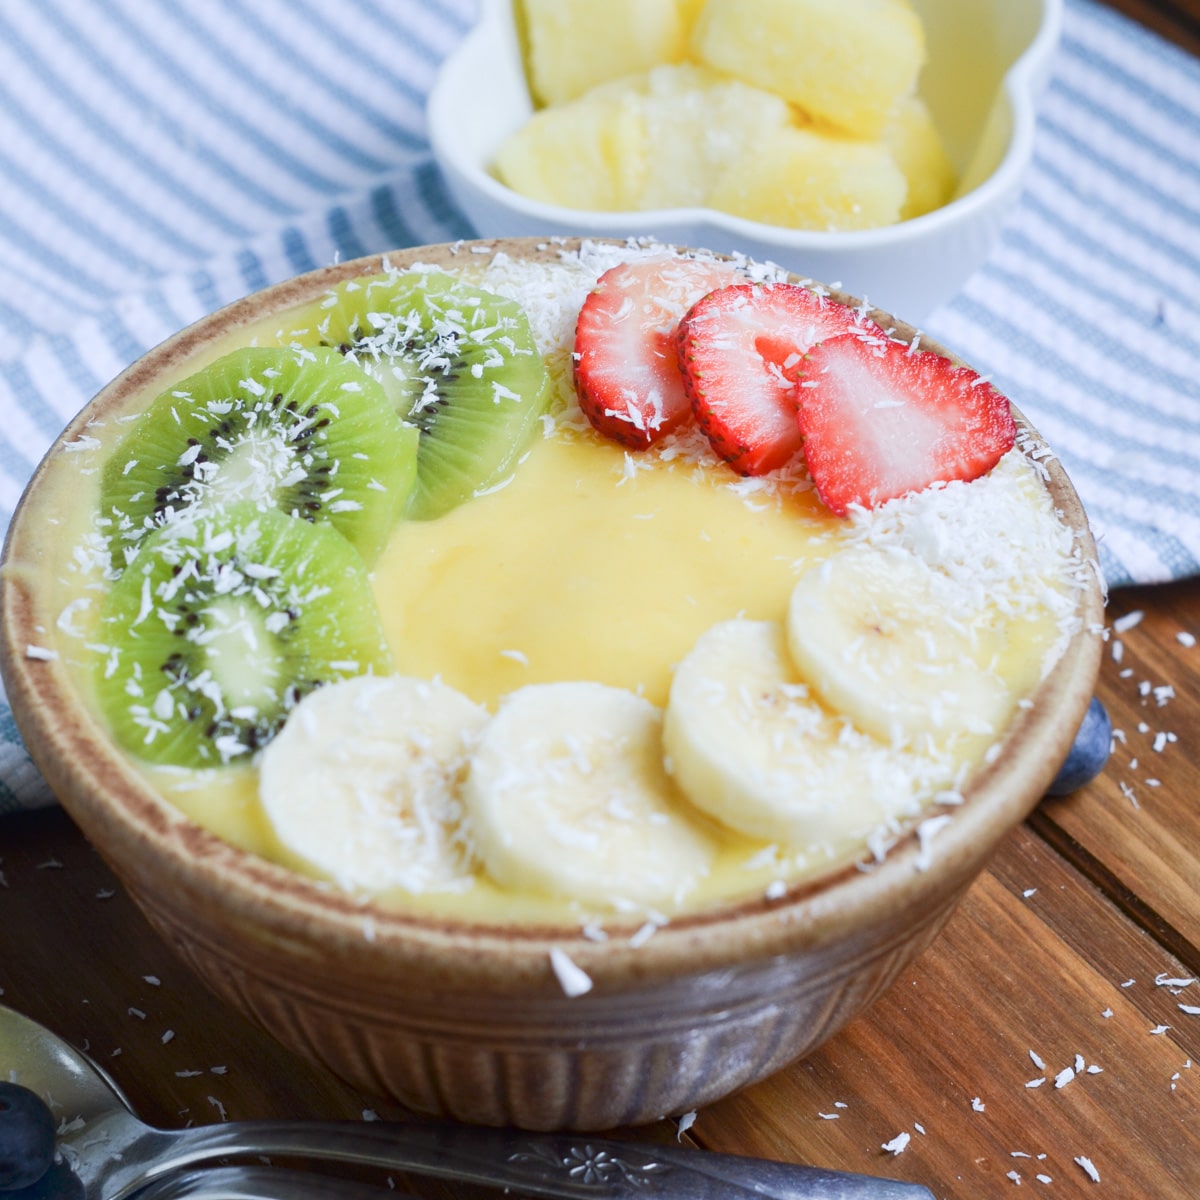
[[0, 238, 1104, 1131]]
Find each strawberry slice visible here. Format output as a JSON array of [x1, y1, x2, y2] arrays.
[[677, 283, 880, 476], [573, 256, 740, 450], [796, 333, 1018, 515]]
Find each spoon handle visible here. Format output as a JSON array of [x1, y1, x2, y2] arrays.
[[155, 1118, 933, 1200], [132, 1166, 396, 1200], [131, 1166, 396, 1200]]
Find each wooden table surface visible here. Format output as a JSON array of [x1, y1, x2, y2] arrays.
[[3, 3, 1199, 1198]]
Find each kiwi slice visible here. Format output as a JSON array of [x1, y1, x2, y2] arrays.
[[95, 503, 392, 768], [100, 346, 417, 566], [291, 270, 552, 520]]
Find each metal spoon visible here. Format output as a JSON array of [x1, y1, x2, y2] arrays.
[[16, 1161, 400, 1200], [0, 1003, 933, 1199]]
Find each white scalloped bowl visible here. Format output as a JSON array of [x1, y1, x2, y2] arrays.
[[428, 0, 1062, 324]]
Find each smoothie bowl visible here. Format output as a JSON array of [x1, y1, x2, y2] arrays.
[[0, 237, 1103, 1130]]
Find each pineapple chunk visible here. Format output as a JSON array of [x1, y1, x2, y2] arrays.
[[494, 66, 795, 214], [493, 85, 647, 211], [636, 65, 794, 210], [493, 58, 931, 231], [522, 0, 686, 107], [884, 96, 956, 220], [691, 0, 925, 139], [675, 0, 709, 34], [707, 125, 906, 231]]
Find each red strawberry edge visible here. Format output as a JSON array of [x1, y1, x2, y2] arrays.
[[795, 331, 1018, 515], [677, 283, 885, 476], [572, 256, 742, 451]]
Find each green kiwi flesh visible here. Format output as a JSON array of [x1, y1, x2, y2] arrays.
[[291, 270, 552, 520], [95, 503, 392, 768], [99, 346, 418, 566]]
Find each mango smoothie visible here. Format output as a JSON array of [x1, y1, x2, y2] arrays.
[[28, 242, 1092, 926]]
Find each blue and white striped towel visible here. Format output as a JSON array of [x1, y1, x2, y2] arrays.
[[0, 0, 1197, 813]]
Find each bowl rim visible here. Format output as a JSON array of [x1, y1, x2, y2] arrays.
[[427, 0, 1065, 250], [0, 236, 1103, 992]]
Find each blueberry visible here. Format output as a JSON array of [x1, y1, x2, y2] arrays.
[[0, 1082, 56, 1192], [1045, 696, 1112, 797]]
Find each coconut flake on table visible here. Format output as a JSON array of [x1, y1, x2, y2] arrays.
[[1112, 610, 1144, 634], [1155, 973, 1197, 991]]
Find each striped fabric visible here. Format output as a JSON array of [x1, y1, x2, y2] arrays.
[[0, 0, 1196, 812]]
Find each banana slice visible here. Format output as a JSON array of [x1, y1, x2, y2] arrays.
[[259, 675, 489, 894], [664, 619, 940, 845], [786, 547, 1014, 749], [463, 682, 715, 908]]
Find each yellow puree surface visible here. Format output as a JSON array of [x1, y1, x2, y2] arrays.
[[146, 428, 870, 920], [129, 425, 1060, 923], [29, 374, 1059, 921], [375, 432, 835, 709]]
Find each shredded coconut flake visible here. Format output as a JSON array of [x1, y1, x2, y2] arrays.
[[1112, 610, 1144, 633], [549, 947, 593, 997]]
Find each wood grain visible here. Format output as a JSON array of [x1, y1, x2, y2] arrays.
[[1038, 579, 1200, 969], [0, 807, 383, 1131]]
